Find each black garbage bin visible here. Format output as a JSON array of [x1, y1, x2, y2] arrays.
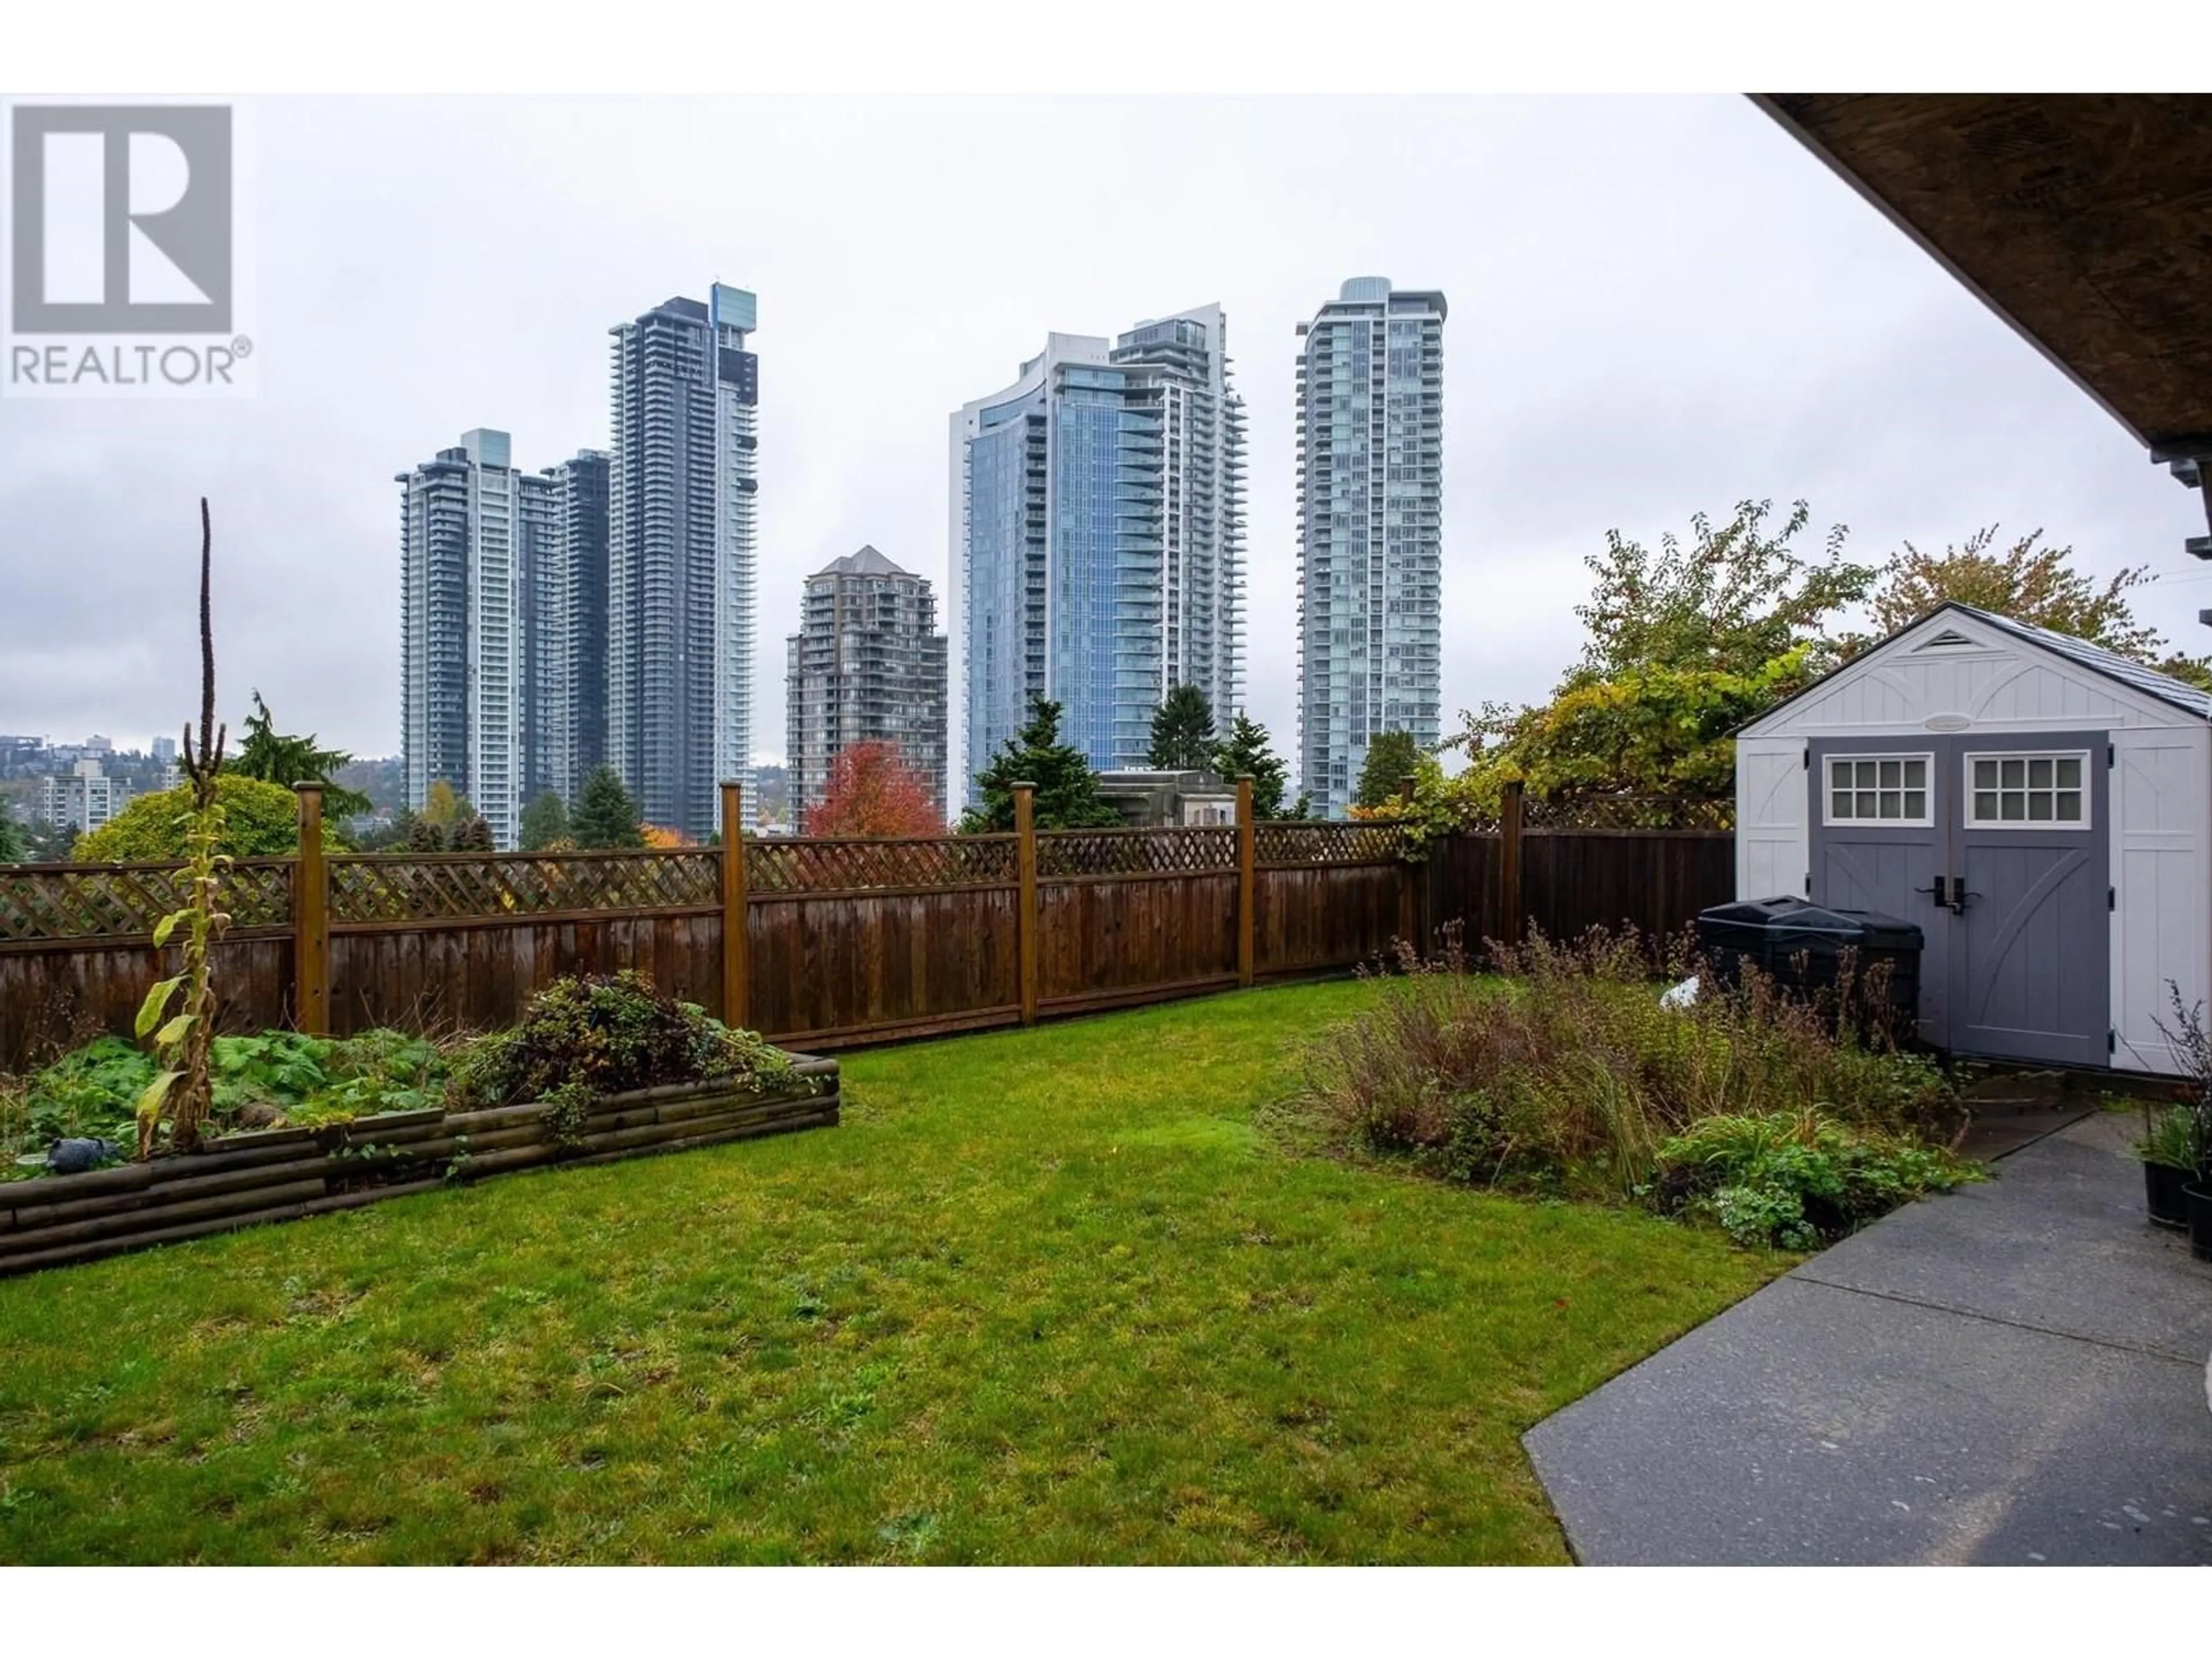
[[1695, 896, 1922, 1036]]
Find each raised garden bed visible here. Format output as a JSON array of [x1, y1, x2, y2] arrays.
[[0, 1054, 838, 1278]]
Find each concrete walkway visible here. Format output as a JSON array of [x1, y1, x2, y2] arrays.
[[1524, 1112, 2212, 1564]]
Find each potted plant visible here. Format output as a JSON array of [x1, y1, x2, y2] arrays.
[[2152, 984, 2212, 1260], [2134, 1100, 2196, 1231]]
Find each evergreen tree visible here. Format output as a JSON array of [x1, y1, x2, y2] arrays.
[[1209, 711, 1291, 818], [449, 813, 495, 853], [231, 690, 373, 819], [961, 698, 1122, 833], [405, 815, 446, 853], [22, 817, 77, 863], [1353, 730, 1423, 810], [518, 790, 569, 851], [0, 801, 25, 865], [571, 764, 646, 849], [1147, 683, 1217, 771]]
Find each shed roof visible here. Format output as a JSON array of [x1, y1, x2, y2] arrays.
[[1945, 602, 2212, 719], [1739, 601, 2212, 736]]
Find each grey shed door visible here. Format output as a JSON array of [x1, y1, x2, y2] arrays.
[[1808, 732, 2109, 1064], [1808, 737, 1952, 1047], [1950, 733, 2109, 1067]]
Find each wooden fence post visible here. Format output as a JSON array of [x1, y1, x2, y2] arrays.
[[1500, 779, 1525, 949], [292, 783, 329, 1036], [1399, 771, 1427, 955], [1014, 782, 1039, 1026], [721, 781, 750, 1032], [1236, 775, 1255, 988]]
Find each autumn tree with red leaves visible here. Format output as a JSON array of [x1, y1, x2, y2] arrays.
[[806, 742, 942, 836]]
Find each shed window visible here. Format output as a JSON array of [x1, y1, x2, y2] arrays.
[[1966, 752, 2087, 828], [1824, 755, 1931, 824]]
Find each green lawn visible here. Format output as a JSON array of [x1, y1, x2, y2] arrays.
[[0, 980, 1778, 1564]]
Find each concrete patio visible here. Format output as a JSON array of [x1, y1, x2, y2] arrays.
[[1524, 1110, 2212, 1564]]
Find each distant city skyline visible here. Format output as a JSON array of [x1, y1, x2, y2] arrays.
[[5, 97, 2205, 779]]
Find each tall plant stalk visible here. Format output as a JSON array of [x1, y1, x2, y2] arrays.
[[135, 499, 229, 1158]]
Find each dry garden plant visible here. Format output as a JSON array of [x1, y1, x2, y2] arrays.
[[1293, 923, 1978, 1248]]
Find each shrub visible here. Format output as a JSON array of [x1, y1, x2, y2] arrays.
[[445, 971, 801, 1109], [73, 774, 347, 862], [1652, 1110, 1980, 1249], [3, 1026, 449, 1169], [1294, 924, 1962, 1222]]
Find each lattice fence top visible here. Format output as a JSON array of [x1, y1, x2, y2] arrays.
[[1037, 826, 1238, 878], [0, 861, 293, 944], [746, 836, 1018, 893], [1523, 796, 1735, 832], [1255, 822, 1408, 866], [327, 851, 718, 923]]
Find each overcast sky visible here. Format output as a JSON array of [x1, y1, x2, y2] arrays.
[[3, 93, 2205, 774]]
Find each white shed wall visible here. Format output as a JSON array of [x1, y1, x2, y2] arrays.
[[1735, 736, 1808, 900], [2110, 724, 2212, 1074]]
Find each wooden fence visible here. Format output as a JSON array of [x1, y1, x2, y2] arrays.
[[0, 783, 1736, 1072]]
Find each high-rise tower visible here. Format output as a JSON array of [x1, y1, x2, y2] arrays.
[[397, 427, 528, 848], [1294, 278, 1446, 817], [786, 546, 950, 824], [608, 285, 759, 839], [949, 304, 1244, 800]]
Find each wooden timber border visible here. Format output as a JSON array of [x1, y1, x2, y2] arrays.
[[0, 1055, 839, 1278]]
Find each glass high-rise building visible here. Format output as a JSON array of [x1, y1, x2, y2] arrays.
[[397, 427, 527, 849], [950, 304, 1245, 801], [608, 285, 759, 840], [400, 430, 601, 850], [520, 449, 609, 809], [1295, 278, 1446, 818]]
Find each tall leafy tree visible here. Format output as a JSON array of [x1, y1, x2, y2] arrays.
[[518, 790, 569, 851], [1434, 501, 1869, 820], [421, 779, 462, 827], [962, 698, 1122, 832], [75, 774, 344, 861], [1147, 684, 1217, 771], [230, 690, 372, 819], [1353, 730, 1423, 811], [1860, 524, 2211, 685], [1575, 498, 1870, 682], [0, 801, 24, 865], [1209, 712, 1291, 819], [806, 741, 942, 836], [571, 764, 646, 849]]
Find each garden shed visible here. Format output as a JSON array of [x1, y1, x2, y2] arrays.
[[1734, 601, 2211, 1074]]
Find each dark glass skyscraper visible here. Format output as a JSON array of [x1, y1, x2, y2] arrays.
[[608, 285, 759, 839]]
